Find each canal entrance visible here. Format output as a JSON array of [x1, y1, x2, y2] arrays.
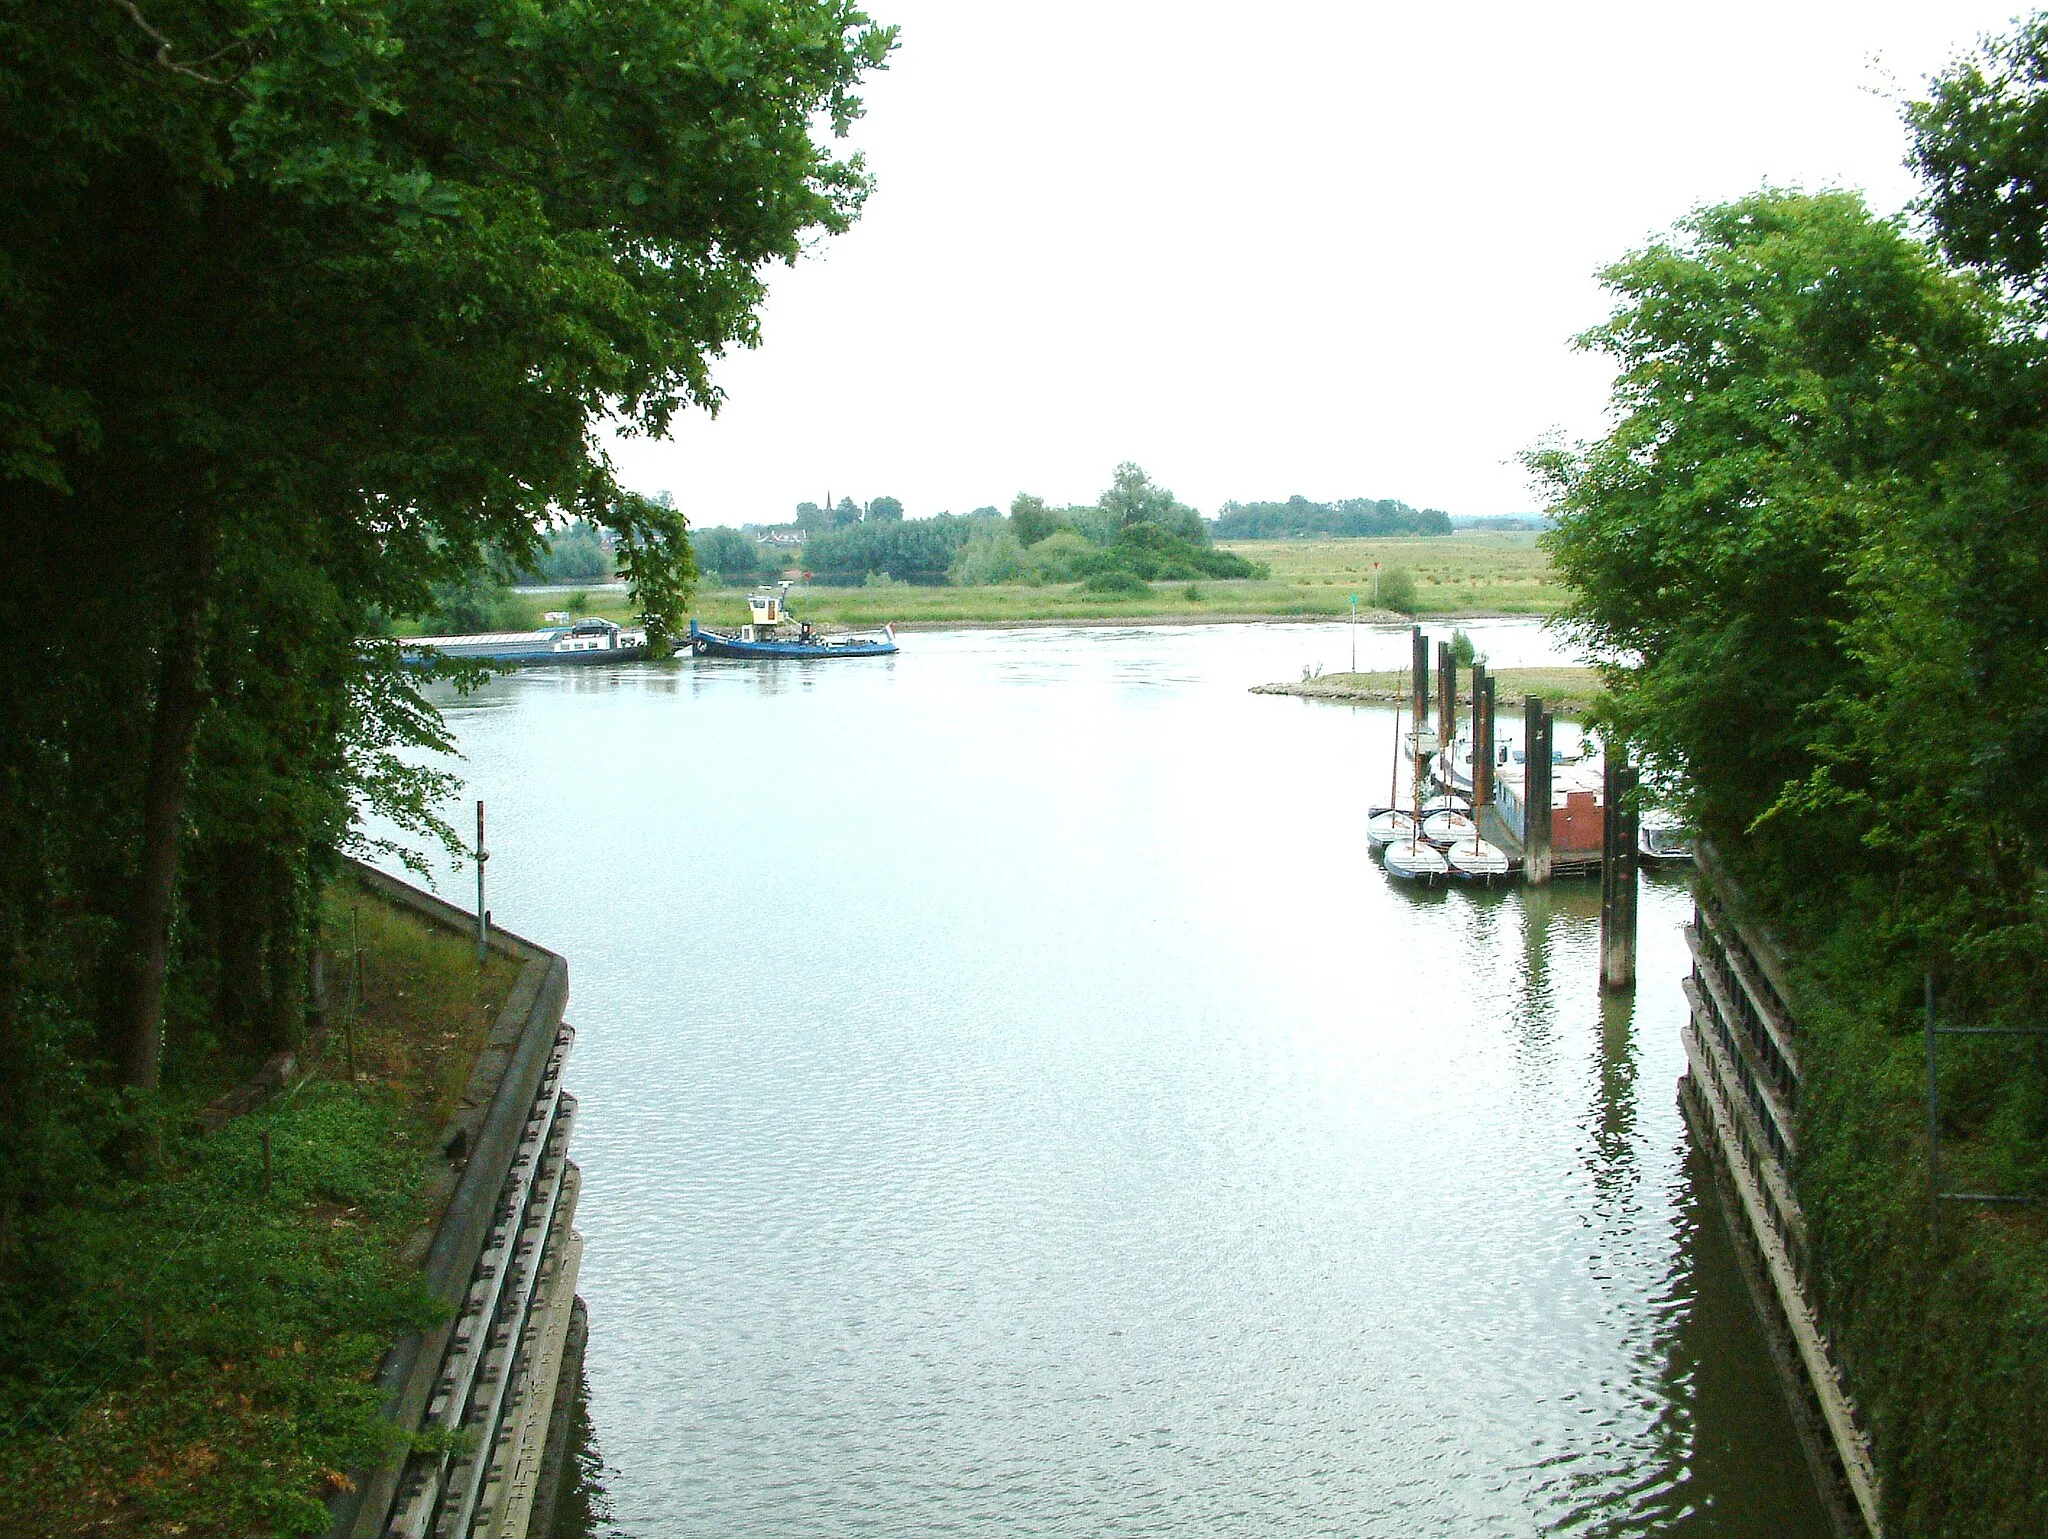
[[409, 620, 1831, 1536]]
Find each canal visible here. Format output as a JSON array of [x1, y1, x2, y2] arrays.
[[409, 620, 1831, 1537]]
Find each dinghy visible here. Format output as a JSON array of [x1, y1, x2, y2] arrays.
[[1421, 809, 1476, 846], [1384, 836, 1449, 883]]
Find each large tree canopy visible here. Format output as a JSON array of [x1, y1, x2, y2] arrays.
[[0, 0, 893, 1140]]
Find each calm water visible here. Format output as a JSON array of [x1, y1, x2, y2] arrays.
[[405, 620, 1829, 1537]]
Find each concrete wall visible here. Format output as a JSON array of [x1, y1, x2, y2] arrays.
[[325, 862, 587, 1539]]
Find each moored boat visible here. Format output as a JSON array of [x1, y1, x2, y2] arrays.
[[1367, 808, 1418, 852], [1447, 837, 1512, 882], [1384, 837, 1449, 883], [1421, 809, 1476, 847], [1639, 813, 1694, 867], [404, 616, 647, 667], [688, 585, 897, 659]]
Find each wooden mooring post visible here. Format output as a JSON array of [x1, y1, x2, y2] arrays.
[[1472, 665, 1495, 808], [1410, 627, 1429, 727], [1600, 750, 1639, 991], [1523, 696, 1552, 886], [1436, 639, 1455, 748]]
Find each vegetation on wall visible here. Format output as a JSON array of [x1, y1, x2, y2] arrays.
[[1532, 22, 2048, 1531], [0, 0, 892, 1521]]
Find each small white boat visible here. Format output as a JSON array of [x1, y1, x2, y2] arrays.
[[1421, 793, 1470, 816], [1447, 838, 1513, 882], [1367, 808, 1418, 851], [1384, 838, 1449, 883], [1421, 809, 1476, 846]]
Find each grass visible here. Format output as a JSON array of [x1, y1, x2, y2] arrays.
[[393, 533, 1566, 637], [0, 874, 520, 1537], [1254, 666, 1606, 716]]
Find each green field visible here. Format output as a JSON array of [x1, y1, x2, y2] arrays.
[[427, 532, 1565, 636]]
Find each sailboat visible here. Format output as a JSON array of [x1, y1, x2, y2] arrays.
[[1367, 692, 1418, 852], [1385, 723, 1449, 883]]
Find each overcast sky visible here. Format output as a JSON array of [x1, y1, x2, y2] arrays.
[[609, 1, 2029, 526]]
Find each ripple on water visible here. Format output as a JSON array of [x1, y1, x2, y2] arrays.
[[410, 626, 1831, 1538]]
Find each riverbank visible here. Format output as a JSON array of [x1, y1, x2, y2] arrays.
[[0, 872, 521, 1537], [1252, 666, 1605, 715], [408, 533, 1565, 638]]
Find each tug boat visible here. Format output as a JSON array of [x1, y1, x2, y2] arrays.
[[688, 585, 898, 659]]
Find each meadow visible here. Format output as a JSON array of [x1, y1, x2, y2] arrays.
[[457, 532, 1566, 635]]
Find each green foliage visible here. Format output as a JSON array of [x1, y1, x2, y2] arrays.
[[1532, 77, 2048, 1521], [1376, 565, 1417, 612], [531, 520, 612, 583], [1449, 627, 1476, 666], [804, 514, 979, 582], [692, 526, 767, 587], [0, 0, 887, 1518], [425, 566, 528, 635], [948, 527, 1027, 585], [1082, 568, 1150, 596], [1021, 527, 1095, 583], [867, 495, 904, 521], [1213, 495, 1454, 539], [1009, 492, 1063, 547], [0, 1085, 441, 1535]]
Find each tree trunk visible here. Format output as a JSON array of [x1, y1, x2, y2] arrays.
[[120, 536, 214, 1093]]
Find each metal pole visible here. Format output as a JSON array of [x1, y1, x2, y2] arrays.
[[476, 799, 489, 967], [1349, 595, 1357, 674], [1926, 972, 1941, 1247]]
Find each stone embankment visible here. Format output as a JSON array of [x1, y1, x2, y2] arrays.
[[328, 862, 588, 1539]]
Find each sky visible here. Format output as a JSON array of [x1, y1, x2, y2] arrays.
[[608, 1, 2031, 527]]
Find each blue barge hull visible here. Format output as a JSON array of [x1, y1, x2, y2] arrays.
[[688, 619, 897, 659]]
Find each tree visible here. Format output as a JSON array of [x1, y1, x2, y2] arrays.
[[692, 526, 766, 586], [832, 496, 862, 527], [867, 495, 904, 520], [1009, 492, 1062, 546], [0, 0, 894, 1104], [1097, 462, 1206, 541], [1526, 189, 1988, 871]]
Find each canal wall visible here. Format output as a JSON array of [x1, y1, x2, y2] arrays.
[[325, 860, 587, 1539], [1680, 844, 1881, 1538]]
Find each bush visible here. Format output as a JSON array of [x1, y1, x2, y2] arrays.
[[948, 528, 1027, 585], [1184, 583, 1203, 601], [1378, 565, 1417, 613], [1021, 528, 1093, 584], [1083, 568, 1149, 596]]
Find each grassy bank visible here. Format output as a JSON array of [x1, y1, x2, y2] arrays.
[[1251, 666, 1604, 716], [0, 873, 518, 1537], [401, 533, 1566, 637]]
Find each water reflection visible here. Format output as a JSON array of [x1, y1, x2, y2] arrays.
[[406, 625, 1829, 1538]]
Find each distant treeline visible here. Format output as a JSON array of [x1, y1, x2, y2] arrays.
[[690, 464, 1268, 590], [1211, 496, 1452, 540]]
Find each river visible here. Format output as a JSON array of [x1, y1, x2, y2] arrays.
[[405, 619, 1830, 1537]]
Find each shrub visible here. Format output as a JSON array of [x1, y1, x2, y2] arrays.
[[948, 528, 1027, 585], [1022, 528, 1093, 584], [1378, 565, 1417, 613], [1084, 568, 1149, 596]]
